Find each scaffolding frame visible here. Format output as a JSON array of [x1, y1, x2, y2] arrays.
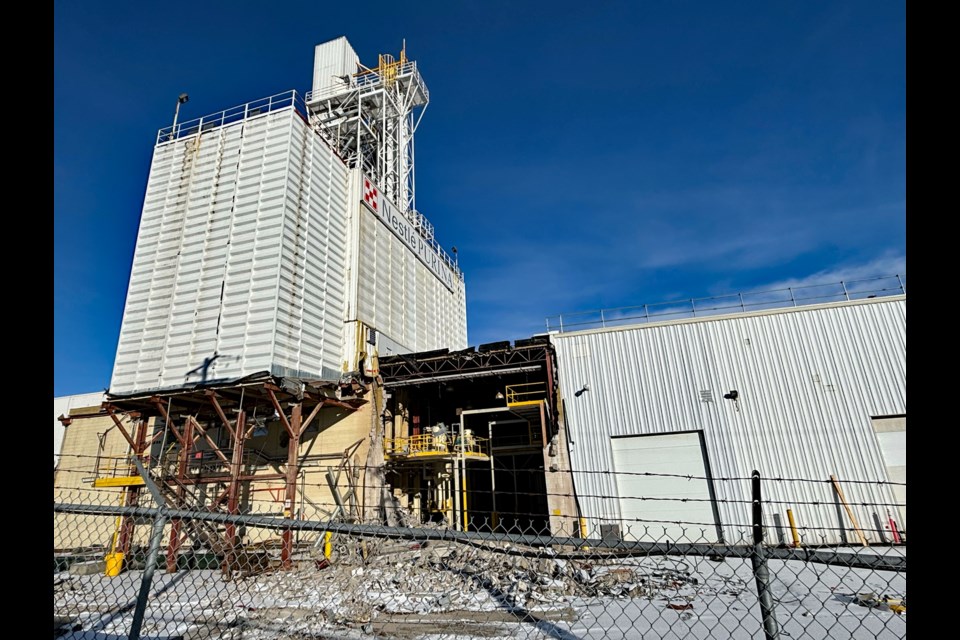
[[71, 376, 366, 575]]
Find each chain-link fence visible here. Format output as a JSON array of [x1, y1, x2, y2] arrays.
[[54, 463, 906, 640]]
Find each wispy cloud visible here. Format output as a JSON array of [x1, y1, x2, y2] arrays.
[[740, 252, 906, 293]]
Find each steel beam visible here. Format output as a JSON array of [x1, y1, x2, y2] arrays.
[[266, 389, 293, 437], [282, 403, 302, 567], [117, 417, 148, 557], [190, 417, 231, 465], [206, 391, 236, 439], [223, 410, 246, 577], [104, 406, 138, 451], [151, 398, 186, 447], [166, 416, 194, 572]]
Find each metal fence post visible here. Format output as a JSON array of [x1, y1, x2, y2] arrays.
[[129, 506, 168, 640], [128, 455, 171, 640], [751, 470, 781, 640]]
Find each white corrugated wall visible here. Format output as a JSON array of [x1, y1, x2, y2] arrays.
[[111, 107, 350, 393], [271, 111, 349, 380], [312, 37, 358, 96], [352, 176, 467, 355], [552, 296, 906, 545]]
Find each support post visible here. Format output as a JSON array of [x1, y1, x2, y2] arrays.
[[166, 417, 194, 572], [455, 414, 464, 531], [488, 421, 497, 531], [223, 410, 246, 576], [118, 418, 148, 558], [282, 403, 302, 568], [750, 470, 780, 640]]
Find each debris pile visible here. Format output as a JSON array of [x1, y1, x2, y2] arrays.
[[430, 544, 709, 609], [237, 539, 722, 626]]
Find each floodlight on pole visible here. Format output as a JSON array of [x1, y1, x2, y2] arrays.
[[170, 93, 189, 140]]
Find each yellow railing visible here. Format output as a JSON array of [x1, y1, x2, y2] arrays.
[[91, 455, 146, 488], [505, 382, 546, 406], [385, 433, 488, 458], [379, 54, 399, 87]]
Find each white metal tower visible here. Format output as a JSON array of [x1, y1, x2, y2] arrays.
[[306, 38, 433, 241]]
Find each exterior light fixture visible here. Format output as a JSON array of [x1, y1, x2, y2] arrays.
[[495, 391, 505, 400], [574, 384, 589, 398], [170, 92, 190, 140], [723, 389, 741, 412]]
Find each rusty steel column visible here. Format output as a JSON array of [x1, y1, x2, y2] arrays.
[[118, 417, 149, 557], [224, 410, 246, 575], [281, 403, 303, 568], [165, 418, 194, 572]]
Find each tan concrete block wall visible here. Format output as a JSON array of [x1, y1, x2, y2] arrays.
[[54, 414, 157, 550], [298, 403, 373, 519], [545, 399, 581, 538]]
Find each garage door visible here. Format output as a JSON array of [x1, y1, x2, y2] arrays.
[[872, 416, 906, 529], [610, 431, 719, 542]]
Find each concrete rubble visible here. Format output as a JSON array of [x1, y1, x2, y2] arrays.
[[231, 537, 730, 626], [53, 542, 907, 639], [53, 528, 762, 639]]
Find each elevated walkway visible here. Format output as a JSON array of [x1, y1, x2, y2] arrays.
[[384, 433, 489, 462]]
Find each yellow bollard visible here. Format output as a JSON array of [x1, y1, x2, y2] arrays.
[[105, 490, 125, 576], [786, 509, 801, 547], [104, 552, 125, 577], [323, 532, 333, 560]]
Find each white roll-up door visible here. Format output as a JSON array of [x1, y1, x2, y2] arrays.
[[610, 431, 718, 542], [872, 416, 906, 529]]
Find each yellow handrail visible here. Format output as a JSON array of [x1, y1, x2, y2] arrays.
[[384, 434, 488, 457], [505, 382, 546, 405]]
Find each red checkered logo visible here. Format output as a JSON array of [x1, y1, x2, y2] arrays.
[[363, 178, 379, 211]]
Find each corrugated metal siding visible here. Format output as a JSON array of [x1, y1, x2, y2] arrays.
[[354, 204, 467, 353], [271, 112, 349, 380], [552, 297, 906, 544], [111, 108, 350, 393], [312, 37, 358, 95]]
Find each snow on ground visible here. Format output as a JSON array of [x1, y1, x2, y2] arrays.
[[54, 545, 905, 639]]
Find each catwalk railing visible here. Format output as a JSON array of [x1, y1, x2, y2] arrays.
[[545, 274, 906, 333], [54, 466, 906, 639], [155, 90, 308, 145]]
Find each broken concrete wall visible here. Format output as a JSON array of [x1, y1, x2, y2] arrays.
[[544, 397, 582, 537]]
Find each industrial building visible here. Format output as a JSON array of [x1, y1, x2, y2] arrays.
[[55, 34, 905, 571], [109, 36, 465, 395], [549, 286, 906, 546], [56, 37, 471, 568]]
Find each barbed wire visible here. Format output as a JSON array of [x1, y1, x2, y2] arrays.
[[53, 475, 908, 511], [54, 453, 908, 486], [52, 492, 907, 536]]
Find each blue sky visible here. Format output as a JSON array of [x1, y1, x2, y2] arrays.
[[54, 1, 905, 396]]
